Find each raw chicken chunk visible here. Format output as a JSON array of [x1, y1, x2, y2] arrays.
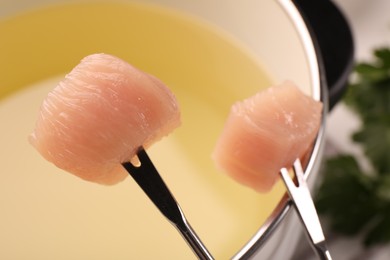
[[212, 81, 322, 192], [30, 54, 180, 185]]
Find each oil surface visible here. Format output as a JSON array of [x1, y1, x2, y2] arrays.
[[0, 2, 285, 259]]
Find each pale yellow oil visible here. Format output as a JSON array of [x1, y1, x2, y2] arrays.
[[0, 2, 285, 259]]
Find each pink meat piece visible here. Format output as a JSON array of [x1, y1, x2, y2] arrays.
[[30, 53, 180, 185], [212, 81, 322, 192]]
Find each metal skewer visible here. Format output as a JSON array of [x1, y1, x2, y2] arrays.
[[122, 147, 213, 260], [280, 159, 332, 260]]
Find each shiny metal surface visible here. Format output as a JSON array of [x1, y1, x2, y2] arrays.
[[233, 0, 329, 259], [280, 160, 331, 260], [122, 148, 213, 260]]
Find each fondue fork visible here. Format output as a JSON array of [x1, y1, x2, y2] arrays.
[[280, 159, 332, 260], [122, 147, 214, 260]]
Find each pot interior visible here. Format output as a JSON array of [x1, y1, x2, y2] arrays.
[[0, 1, 321, 259]]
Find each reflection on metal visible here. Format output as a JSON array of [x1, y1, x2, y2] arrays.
[[233, 0, 328, 259]]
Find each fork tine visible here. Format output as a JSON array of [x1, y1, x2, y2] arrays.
[[293, 159, 306, 186], [279, 159, 332, 260], [280, 167, 296, 191]]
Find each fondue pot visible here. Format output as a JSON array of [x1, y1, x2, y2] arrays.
[[0, 0, 353, 259]]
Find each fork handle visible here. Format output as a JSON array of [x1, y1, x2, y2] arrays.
[[280, 160, 332, 260], [122, 148, 213, 260], [313, 241, 332, 260]]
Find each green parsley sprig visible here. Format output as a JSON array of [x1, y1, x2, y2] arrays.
[[315, 47, 390, 246]]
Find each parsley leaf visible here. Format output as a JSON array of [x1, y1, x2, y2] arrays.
[[316, 156, 377, 235], [344, 47, 390, 174], [315, 47, 390, 246], [352, 123, 390, 174]]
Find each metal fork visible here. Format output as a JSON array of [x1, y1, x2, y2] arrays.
[[122, 147, 214, 260], [122, 147, 329, 259], [280, 159, 332, 260]]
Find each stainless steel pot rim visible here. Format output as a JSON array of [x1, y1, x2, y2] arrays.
[[233, 0, 328, 258]]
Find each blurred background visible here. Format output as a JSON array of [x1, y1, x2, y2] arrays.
[[294, 0, 390, 259]]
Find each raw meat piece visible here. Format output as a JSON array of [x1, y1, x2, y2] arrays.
[[212, 81, 322, 192], [30, 54, 180, 185]]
